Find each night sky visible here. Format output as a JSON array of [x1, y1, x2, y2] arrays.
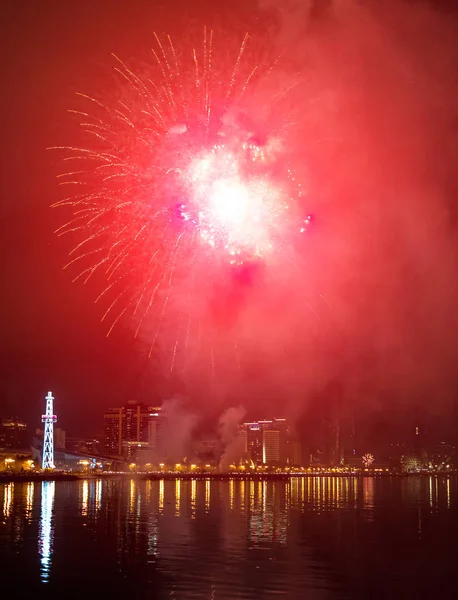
[[2, 0, 458, 443]]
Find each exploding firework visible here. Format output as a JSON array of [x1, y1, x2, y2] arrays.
[[362, 453, 375, 468], [51, 29, 312, 369]]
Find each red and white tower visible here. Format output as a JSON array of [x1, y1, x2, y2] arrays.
[[42, 391, 57, 469]]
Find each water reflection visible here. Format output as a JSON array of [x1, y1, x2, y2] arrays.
[[38, 481, 55, 583], [175, 479, 180, 516], [249, 480, 255, 514], [3, 482, 14, 519], [240, 479, 245, 514], [0, 476, 457, 598], [95, 479, 102, 511], [25, 482, 34, 522], [159, 479, 164, 513], [81, 479, 89, 516], [247, 479, 288, 547], [129, 479, 136, 515], [363, 477, 375, 521], [205, 478, 210, 512], [191, 479, 196, 518]]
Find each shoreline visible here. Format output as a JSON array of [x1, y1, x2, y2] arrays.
[[0, 473, 80, 483], [0, 471, 455, 483]]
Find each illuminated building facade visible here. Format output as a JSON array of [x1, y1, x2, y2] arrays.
[[245, 423, 263, 463], [0, 417, 28, 450], [242, 418, 291, 466], [263, 428, 281, 464], [400, 424, 429, 472], [103, 408, 123, 455], [66, 437, 100, 455], [103, 401, 162, 458]]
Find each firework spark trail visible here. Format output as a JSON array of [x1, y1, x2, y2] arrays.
[[51, 30, 314, 370], [226, 33, 249, 101]]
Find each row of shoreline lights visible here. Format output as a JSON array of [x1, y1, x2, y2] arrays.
[[2, 458, 35, 469], [121, 464, 390, 473]]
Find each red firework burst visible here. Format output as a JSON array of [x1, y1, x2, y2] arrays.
[[51, 29, 312, 371]]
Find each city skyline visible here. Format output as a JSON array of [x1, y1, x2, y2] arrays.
[[1, 393, 456, 473]]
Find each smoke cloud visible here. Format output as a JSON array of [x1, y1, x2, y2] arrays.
[[159, 396, 198, 464], [212, 0, 458, 424], [121, 1, 458, 432], [218, 405, 246, 471], [141, 0, 458, 441]]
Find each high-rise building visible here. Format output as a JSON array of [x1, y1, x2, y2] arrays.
[[400, 423, 429, 472], [263, 428, 280, 464], [241, 418, 291, 466], [103, 402, 162, 458], [103, 408, 123, 455], [0, 418, 28, 450], [245, 422, 263, 464]]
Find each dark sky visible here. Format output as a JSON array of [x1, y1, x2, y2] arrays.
[[2, 0, 458, 439]]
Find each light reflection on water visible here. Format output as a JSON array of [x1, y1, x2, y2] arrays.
[[0, 476, 457, 598], [38, 481, 55, 583], [191, 478, 196, 518], [3, 482, 13, 519], [81, 479, 88, 516], [25, 481, 34, 522], [175, 479, 180, 517], [205, 478, 210, 513], [95, 478, 102, 511], [159, 478, 164, 514]]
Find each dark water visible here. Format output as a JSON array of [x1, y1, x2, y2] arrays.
[[1, 477, 457, 599]]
